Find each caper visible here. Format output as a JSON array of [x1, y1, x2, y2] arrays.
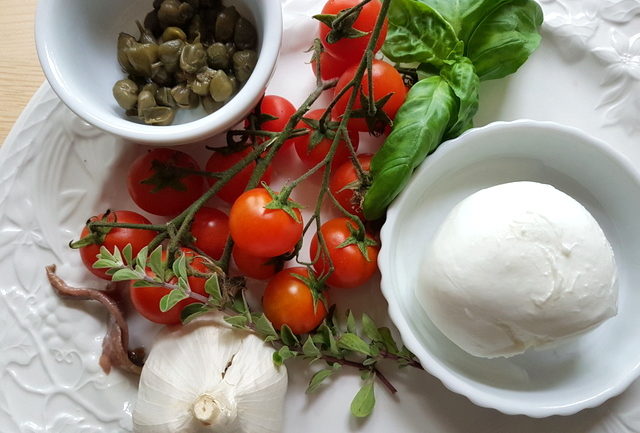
[[161, 26, 187, 42], [125, 42, 159, 78], [153, 0, 163, 10], [174, 69, 193, 84], [234, 17, 257, 50], [225, 41, 237, 58], [209, 70, 235, 102], [206, 43, 229, 69], [136, 20, 157, 44], [143, 83, 160, 95], [180, 37, 207, 74], [151, 62, 173, 86], [215, 7, 240, 42], [201, 95, 224, 114], [137, 90, 157, 118], [142, 106, 176, 125], [171, 84, 199, 108], [232, 50, 257, 83], [156, 86, 177, 107], [158, 39, 184, 73], [144, 10, 162, 38], [158, 0, 184, 28], [184, 0, 200, 9], [191, 67, 216, 96], [112, 79, 139, 110], [117, 33, 136, 74]]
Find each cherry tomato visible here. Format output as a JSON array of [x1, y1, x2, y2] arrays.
[[256, 95, 296, 145], [318, 0, 388, 61], [329, 154, 372, 219], [292, 109, 359, 169], [128, 149, 206, 216], [232, 246, 281, 280], [262, 267, 328, 334], [205, 148, 272, 204], [78, 210, 157, 280], [130, 248, 208, 325], [311, 51, 353, 81], [333, 59, 407, 133], [310, 217, 379, 288], [229, 188, 303, 257], [191, 207, 229, 260]]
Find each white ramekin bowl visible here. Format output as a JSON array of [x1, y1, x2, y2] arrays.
[[36, 0, 282, 145]]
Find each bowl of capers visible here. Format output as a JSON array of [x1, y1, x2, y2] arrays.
[[35, 0, 282, 145]]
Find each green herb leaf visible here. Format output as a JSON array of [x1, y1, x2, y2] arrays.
[[255, 314, 278, 339], [280, 325, 300, 347], [364, 76, 457, 220], [149, 246, 165, 281], [273, 346, 297, 366], [346, 310, 357, 334], [205, 274, 222, 305], [362, 357, 377, 366], [383, 0, 458, 67], [361, 314, 382, 342], [379, 327, 400, 355], [350, 380, 376, 418], [180, 303, 209, 324], [307, 368, 335, 394], [302, 336, 321, 358], [172, 254, 188, 280], [338, 333, 371, 355], [92, 259, 118, 269], [440, 57, 480, 137], [110, 268, 142, 282], [132, 279, 159, 288], [159, 289, 188, 312], [122, 244, 133, 265], [419, 0, 513, 43], [466, 0, 543, 80], [224, 315, 249, 328], [135, 246, 148, 270]]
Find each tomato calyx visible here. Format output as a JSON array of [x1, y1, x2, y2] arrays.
[[290, 269, 329, 314], [336, 221, 378, 262], [350, 90, 394, 135], [140, 158, 194, 193], [301, 116, 341, 151], [262, 183, 305, 223], [70, 212, 116, 249], [314, 7, 369, 44]]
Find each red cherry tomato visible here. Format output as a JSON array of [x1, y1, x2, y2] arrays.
[[329, 154, 372, 219], [292, 109, 359, 169], [232, 246, 280, 280], [78, 210, 157, 280], [311, 51, 353, 81], [130, 248, 208, 325], [127, 149, 206, 216], [229, 188, 303, 257], [191, 207, 229, 260], [310, 217, 379, 288], [256, 95, 296, 145], [333, 59, 407, 132], [318, 0, 388, 61], [262, 267, 328, 334], [205, 148, 272, 204]]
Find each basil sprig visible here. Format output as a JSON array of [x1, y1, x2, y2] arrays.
[[363, 0, 543, 220]]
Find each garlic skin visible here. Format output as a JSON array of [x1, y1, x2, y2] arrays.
[[133, 316, 288, 433]]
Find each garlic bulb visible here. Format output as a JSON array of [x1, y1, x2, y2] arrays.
[[133, 316, 288, 433]]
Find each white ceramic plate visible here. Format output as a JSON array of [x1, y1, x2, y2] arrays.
[[379, 120, 640, 417], [3, 0, 640, 432]]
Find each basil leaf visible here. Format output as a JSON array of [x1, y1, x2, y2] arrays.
[[363, 76, 457, 220], [440, 57, 480, 137], [419, 0, 513, 43], [383, 0, 458, 67], [467, 0, 543, 80]]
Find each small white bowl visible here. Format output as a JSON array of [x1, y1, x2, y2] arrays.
[[35, 0, 282, 145], [379, 120, 640, 417]]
